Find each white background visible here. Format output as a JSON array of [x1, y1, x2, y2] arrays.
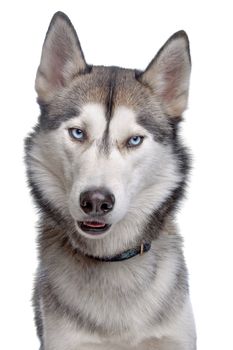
[[0, 0, 233, 349]]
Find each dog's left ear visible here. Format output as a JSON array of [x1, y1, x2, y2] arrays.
[[35, 12, 88, 102], [139, 31, 191, 117]]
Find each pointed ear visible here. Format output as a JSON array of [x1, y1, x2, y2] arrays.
[[35, 12, 88, 102], [139, 31, 191, 117]]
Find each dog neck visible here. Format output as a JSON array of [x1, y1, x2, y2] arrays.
[[81, 242, 151, 262]]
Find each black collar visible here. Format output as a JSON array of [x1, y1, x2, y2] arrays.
[[85, 242, 151, 262]]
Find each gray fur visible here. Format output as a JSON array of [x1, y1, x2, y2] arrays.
[[26, 11, 196, 350]]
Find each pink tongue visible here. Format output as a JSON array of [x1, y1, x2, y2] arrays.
[[84, 221, 105, 228]]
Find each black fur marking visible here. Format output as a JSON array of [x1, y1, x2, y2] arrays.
[[99, 67, 118, 154], [142, 123, 191, 242], [25, 156, 67, 228], [142, 181, 185, 243], [39, 107, 80, 130], [170, 119, 191, 176], [99, 128, 110, 155], [33, 279, 44, 346], [105, 67, 117, 121], [137, 113, 173, 144], [24, 124, 41, 154]]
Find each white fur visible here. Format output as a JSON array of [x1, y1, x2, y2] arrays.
[[29, 103, 196, 349], [30, 18, 195, 349], [29, 103, 181, 249], [42, 233, 195, 349]]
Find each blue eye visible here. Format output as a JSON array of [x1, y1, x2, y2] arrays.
[[68, 128, 85, 141], [127, 136, 144, 147]]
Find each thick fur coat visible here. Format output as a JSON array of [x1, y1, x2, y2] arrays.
[[25, 12, 196, 350]]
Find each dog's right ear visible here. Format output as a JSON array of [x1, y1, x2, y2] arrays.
[[35, 12, 88, 102]]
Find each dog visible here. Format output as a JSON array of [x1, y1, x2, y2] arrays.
[[25, 11, 196, 350]]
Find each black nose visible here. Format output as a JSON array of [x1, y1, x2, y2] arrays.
[[80, 188, 115, 215]]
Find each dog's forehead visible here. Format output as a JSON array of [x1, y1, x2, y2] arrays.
[[80, 103, 138, 139], [80, 103, 106, 138], [109, 106, 139, 139], [76, 66, 149, 138], [44, 66, 145, 127], [44, 65, 171, 143]]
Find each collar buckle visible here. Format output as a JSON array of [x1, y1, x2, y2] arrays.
[[140, 243, 144, 256]]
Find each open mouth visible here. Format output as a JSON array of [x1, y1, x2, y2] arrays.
[[77, 221, 111, 235]]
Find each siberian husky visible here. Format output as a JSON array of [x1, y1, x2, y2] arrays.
[[25, 11, 196, 350]]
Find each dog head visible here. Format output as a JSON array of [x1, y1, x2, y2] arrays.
[[26, 12, 191, 245]]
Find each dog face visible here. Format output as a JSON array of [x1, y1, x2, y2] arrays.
[[26, 12, 191, 241]]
